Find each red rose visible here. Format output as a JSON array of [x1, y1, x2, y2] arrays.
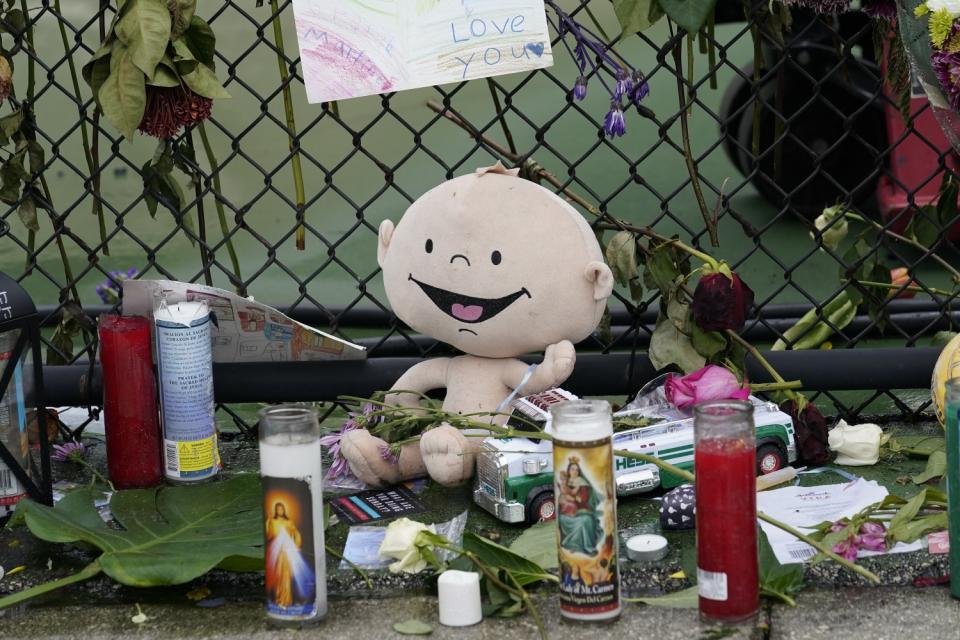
[[780, 399, 829, 466], [691, 272, 755, 332]]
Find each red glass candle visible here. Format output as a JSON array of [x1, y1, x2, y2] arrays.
[[98, 315, 163, 489], [694, 400, 759, 623]]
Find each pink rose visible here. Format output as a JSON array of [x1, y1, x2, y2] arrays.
[[664, 365, 750, 409]]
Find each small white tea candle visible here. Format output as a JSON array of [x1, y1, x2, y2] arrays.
[[626, 534, 669, 562], [437, 570, 482, 627]]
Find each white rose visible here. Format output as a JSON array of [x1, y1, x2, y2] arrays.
[[378, 518, 437, 574], [926, 0, 960, 16], [811, 204, 848, 252]]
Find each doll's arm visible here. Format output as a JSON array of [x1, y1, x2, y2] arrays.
[[385, 358, 451, 409], [500, 340, 576, 395]]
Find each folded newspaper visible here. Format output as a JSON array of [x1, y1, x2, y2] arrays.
[[122, 280, 365, 362]]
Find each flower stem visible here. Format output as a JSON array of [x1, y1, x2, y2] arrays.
[[268, 0, 307, 250], [197, 122, 244, 294], [857, 280, 956, 298], [670, 25, 717, 247], [325, 543, 372, 589], [750, 381, 802, 392], [54, 0, 108, 255], [0, 561, 102, 609], [843, 212, 960, 283], [726, 329, 800, 402]]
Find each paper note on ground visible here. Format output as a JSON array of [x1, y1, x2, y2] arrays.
[[292, 0, 553, 103], [122, 280, 365, 363], [756, 479, 922, 565]]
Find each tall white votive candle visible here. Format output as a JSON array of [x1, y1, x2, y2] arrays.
[[259, 405, 327, 624], [437, 570, 482, 627]]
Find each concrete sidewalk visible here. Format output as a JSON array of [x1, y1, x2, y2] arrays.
[[0, 587, 957, 639]]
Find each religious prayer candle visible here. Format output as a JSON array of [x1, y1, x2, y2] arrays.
[[694, 400, 759, 623], [98, 315, 163, 489], [259, 405, 327, 623], [0, 331, 28, 514], [154, 300, 219, 483], [944, 378, 960, 600], [549, 399, 621, 622]]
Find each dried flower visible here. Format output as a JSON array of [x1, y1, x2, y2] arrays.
[[95, 267, 137, 304], [138, 85, 213, 139], [51, 441, 85, 463], [0, 56, 12, 106], [780, 399, 830, 465], [691, 271, 755, 333], [603, 102, 626, 138], [858, 521, 887, 551], [573, 76, 587, 101], [830, 519, 888, 560], [379, 518, 437, 574], [629, 71, 650, 105], [614, 68, 632, 100], [665, 365, 750, 409], [932, 48, 960, 111], [812, 205, 849, 252], [862, 0, 897, 17], [784, 0, 851, 13], [379, 442, 399, 464]]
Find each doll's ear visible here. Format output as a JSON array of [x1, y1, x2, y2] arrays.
[[377, 220, 395, 267], [584, 261, 614, 301]]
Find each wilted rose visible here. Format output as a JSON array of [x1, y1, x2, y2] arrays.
[[889, 267, 917, 299], [378, 518, 437, 574], [857, 521, 887, 552], [811, 205, 849, 252], [691, 272, 755, 332], [665, 365, 750, 409], [0, 55, 11, 105], [780, 398, 830, 466]]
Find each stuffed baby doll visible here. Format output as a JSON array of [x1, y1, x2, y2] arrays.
[[340, 162, 613, 487]]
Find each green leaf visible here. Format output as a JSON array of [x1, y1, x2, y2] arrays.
[[17, 475, 262, 589], [183, 16, 216, 66], [906, 206, 940, 248], [99, 48, 146, 139], [887, 489, 927, 541], [758, 532, 803, 606], [508, 520, 557, 570], [888, 513, 948, 544], [658, 0, 718, 34], [772, 291, 856, 351], [0, 110, 23, 145], [612, 0, 664, 35], [149, 57, 181, 87], [932, 331, 958, 347], [886, 435, 945, 457], [171, 38, 200, 75], [643, 243, 682, 294], [462, 532, 552, 587], [649, 312, 705, 373], [691, 324, 726, 358], [182, 62, 230, 99], [17, 195, 37, 232], [605, 230, 639, 287], [115, 0, 172, 77], [629, 585, 698, 608], [393, 620, 433, 636], [911, 450, 946, 484]]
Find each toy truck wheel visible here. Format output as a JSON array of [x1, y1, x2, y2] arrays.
[[528, 491, 556, 524], [756, 443, 786, 475]]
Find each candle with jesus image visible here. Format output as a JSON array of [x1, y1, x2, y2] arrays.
[[259, 405, 327, 623]]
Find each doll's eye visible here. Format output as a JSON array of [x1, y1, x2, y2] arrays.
[[491, 250, 502, 265], [425, 239, 433, 253]]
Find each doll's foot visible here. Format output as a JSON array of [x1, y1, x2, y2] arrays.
[[340, 429, 426, 487], [419, 424, 476, 487]]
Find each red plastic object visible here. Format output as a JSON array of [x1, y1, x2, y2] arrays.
[[98, 315, 163, 489], [695, 437, 759, 622], [878, 39, 960, 239]]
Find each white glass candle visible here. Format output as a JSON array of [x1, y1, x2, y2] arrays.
[[259, 405, 327, 624]]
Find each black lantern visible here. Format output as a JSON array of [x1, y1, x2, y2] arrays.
[[0, 271, 52, 512]]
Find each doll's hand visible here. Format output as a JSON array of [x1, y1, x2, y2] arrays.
[[540, 340, 576, 387]]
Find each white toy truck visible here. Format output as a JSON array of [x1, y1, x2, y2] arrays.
[[473, 389, 798, 524]]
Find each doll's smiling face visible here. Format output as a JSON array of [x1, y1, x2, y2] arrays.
[[378, 169, 612, 358]]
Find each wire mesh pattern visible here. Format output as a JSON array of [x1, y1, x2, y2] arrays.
[[0, 0, 958, 432]]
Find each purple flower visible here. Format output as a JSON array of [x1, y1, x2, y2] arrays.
[[614, 68, 632, 100], [95, 267, 137, 304], [379, 443, 399, 464], [51, 441, 85, 463], [630, 71, 650, 105], [933, 49, 960, 112], [319, 417, 360, 482], [603, 103, 626, 138], [832, 537, 859, 562], [573, 76, 587, 101], [858, 521, 887, 552], [861, 0, 896, 17]]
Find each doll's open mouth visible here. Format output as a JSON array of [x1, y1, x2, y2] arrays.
[[409, 275, 530, 324]]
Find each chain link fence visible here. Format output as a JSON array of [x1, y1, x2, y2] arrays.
[[1, 0, 958, 434]]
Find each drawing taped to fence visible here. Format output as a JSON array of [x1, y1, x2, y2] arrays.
[[292, 0, 553, 103]]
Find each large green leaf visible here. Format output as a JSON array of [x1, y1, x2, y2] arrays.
[[629, 585, 698, 608], [658, 0, 718, 35], [99, 48, 146, 139], [115, 0, 172, 77], [759, 531, 804, 605], [605, 230, 639, 287], [612, 0, 664, 35], [462, 532, 553, 587], [183, 16, 217, 66], [182, 62, 230, 99], [508, 520, 558, 570], [887, 489, 926, 542], [911, 450, 946, 484], [18, 475, 262, 588], [649, 310, 706, 373]]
